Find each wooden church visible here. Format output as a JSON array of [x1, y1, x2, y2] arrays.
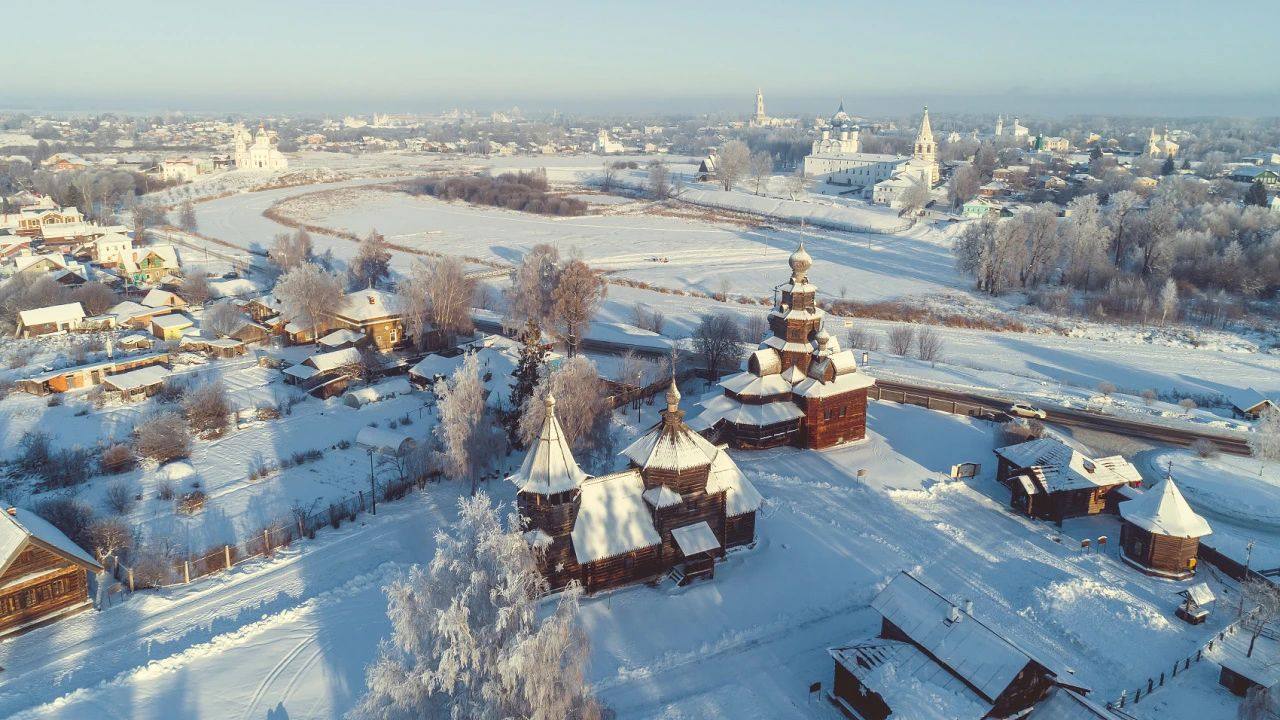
[[513, 383, 763, 593], [1117, 475, 1211, 579], [0, 506, 103, 637], [691, 243, 875, 450]]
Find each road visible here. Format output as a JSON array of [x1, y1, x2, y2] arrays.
[[873, 379, 1252, 455]]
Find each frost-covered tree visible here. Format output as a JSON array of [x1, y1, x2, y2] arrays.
[[552, 259, 606, 356], [1159, 278, 1179, 325], [269, 229, 313, 272], [647, 159, 670, 200], [1250, 408, 1280, 463], [948, 164, 981, 207], [203, 301, 245, 338], [348, 492, 600, 720], [506, 244, 561, 330], [1106, 190, 1142, 267], [715, 140, 751, 191], [274, 262, 343, 339], [1245, 180, 1270, 207], [785, 167, 807, 200], [518, 356, 612, 470], [400, 257, 475, 348], [178, 273, 211, 306], [350, 230, 392, 290], [435, 353, 502, 494], [1061, 195, 1109, 289], [507, 321, 548, 443], [748, 151, 772, 195], [177, 200, 198, 233]]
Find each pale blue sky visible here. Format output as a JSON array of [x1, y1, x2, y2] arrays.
[[7, 0, 1277, 116]]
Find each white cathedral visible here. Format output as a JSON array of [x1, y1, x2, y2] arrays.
[[802, 104, 938, 207], [233, 124, 289, 172]]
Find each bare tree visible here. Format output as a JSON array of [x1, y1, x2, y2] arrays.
[[350, 230, 392, 290], [1240, 685, 1280, 720], [552, 259, 606, 356], [631, 304, 666, 334], [506, 244, 561, 330], [901, 176, 932, 215], [848, 326, 880, 352], [716, 140, 751, 191], [70, 281, 118, 315], [948, 164, 981, 207], [1159, 278, 1179, 325], [748, 151, 773, 195], [177, 201, 198, 233], [1097, 381, 1117, 398], [178, 273, 211, 306], [135, 412, 192, 463], [1250, 408, 1280, 463], [741, 313, 767, 343], [184, 381, 231, 435], [203, 301, 245, 337], [915, 326, 944, 363], [1179, 398, 1198, 415], [600, 162, 617, 192], [1240, 578, 1280, 658], [647, 159, 670, 200], [693, 312, 741, 380], [887, 325, 916, 355], [400, 257, 475, 348], [274, 262, 343, 339], [786, 168, 807, 200], [269, 229, 313, 272]]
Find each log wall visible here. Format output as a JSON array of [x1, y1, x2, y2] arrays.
[[725, 512, 756, 548], [802, 389, 868, 449]]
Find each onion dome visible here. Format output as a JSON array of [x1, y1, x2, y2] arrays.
[[665, 379, 682, 413], [789, 242, 812, 279]]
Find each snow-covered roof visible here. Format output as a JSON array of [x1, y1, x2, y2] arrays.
[[995, 438, 1141, 493], [622, 416, 720, 472], [1118, 476, 1211, 538], [0, 507, 102, 574], [341, 377, 411, 407], [642, 485, 684, 509], [333, 289, 401, 323], [793, 369, 876, 399], [103, 364, 170, 392], [318, 328, 365, 347], [1208, 621, 1280, 689], [1025, 687, 1123, 719], [720, 370, 793, 398], [13, 253, 67, 273], [1227, 386, 1278, 413], [408, 353, 465, 381], [355, 427, 416, 456], [509, 394, 589, 496], [571, 470, 662, 563], [151, 313, 193, 330], [18, 302, 84, 327], [762, 335, 813, 355], [141, 288, 185, 308], [747, 348, 779, 376], [706, 448, 764, 517], [304, 347, 364, 372], [689, 392, 806, 430], [1183, 582, 1215, 607], [829, 640, 989, 720], [870, 572, 1055, 703], [671, 521, 720, 556]]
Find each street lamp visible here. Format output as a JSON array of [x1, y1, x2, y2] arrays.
[[367, 448, 377, 515]]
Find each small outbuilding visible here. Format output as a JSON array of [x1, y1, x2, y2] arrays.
[[1117, 476, 1211, 579], [355, 427, 417, 456], [151, 313, 194, 341], [995, 438, 1142, 525], [0, 506, 104, 637], [15, 302, 85, 338], [1228, 387, 1279, 420]]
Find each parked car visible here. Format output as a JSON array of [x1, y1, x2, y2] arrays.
[[1009, 402, 1047, 420]]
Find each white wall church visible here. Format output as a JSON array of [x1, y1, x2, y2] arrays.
[[234, 124, 289, 171], [803, 104, 939, 206]]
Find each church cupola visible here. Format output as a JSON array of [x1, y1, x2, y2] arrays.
[[789, 242, 813, 282]]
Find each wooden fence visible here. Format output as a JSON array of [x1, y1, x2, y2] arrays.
[[1106, 620, 1248, 711], [869, 385, 996, 420], [115, 473, 428, 592]]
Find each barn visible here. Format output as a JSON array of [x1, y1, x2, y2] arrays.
[[1117, 476, 1211, 579], [994, 438, 1142, 525], [0, 507, 103, 637]]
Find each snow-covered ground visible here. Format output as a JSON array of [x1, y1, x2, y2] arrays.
[[0, 402, 1239, 719]]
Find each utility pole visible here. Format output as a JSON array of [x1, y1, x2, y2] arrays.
[[1239, 540, 1255, 618], [368, 449, 377, 515]]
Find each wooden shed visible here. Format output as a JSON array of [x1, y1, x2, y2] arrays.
[[995, 438, 1142, 525], [0, 506, 103, 637], [1117, 476, 1211, 579]]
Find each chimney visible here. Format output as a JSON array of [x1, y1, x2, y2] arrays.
[[106, 337, 114, 359], [947, 606, 962, 623], [367, 294, 376, 304], [964, 599, 974, 616]]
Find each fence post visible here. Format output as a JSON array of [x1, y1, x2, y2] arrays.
[[183, 560, 191, 584], [128, 567, 135, 593], [224, 544, 232, 570], [359, 490, 365, 513], [264, 528, 271, 555]]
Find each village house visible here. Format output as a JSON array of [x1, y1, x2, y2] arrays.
[[151, 313, 194, 341], [120, 244, 180, 286], [1227, 387, 1279, 420], [0, 506, 103, 637], [108, 300, 176, 330], [692, 244, 875, 450], [141, 288, 188, 310], [102, 364, 172, 401], [1117, 475, 1211, 579], [994, 437, 1142, 525], [15, 302, 86, 338], [179, 336, 246, 359], [91, 232, 134, 267], [827, 572, 1086, 720], [514, 383, 763, 594], [328, 289, 411, 351], [17, 351, 169, 395], [283, 346, 365, 398]]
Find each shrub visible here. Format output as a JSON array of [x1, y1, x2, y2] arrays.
[[87, 517, 134, 564], [184, 381, 231, 435], [887, 326, 916, 356], [1190, 438, 1219, 458], [47, 394, 64, 407], [1001, 419, 1045, 445], [105, 481, 135, 515], [915, 327, 944, 363], [336, 439, 352, 450], [156, 480, 175, 501], [1141, 389, 1157, 406], [130, 541, 178, 587], [136, 412, 192, 463], [16, 431, 53, 475], [1097, 381, 1117, 397], [100, 443, 137, 474], [155, 378, 188, 404], [177, 490, 206, 515], [34, 497, 95, 549], [45, 447, 93, 488]]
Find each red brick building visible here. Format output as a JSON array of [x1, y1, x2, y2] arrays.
[[692, 243, 875, 450]]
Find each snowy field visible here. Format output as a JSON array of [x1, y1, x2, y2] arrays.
[[0, 402, 1240, 719]]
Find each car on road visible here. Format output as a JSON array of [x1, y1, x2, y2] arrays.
[[1009, 402, 1047, 420]]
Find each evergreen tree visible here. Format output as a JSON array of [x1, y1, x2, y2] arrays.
[[1089, 145, 1103, 162], [1160, 156, 1176, 176], [1246, 180, 1270, 207], [507, 320, 547, 445], [1181, 158, 1191, 171]]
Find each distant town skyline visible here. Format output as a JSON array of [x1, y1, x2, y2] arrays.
[[8, 0, 1278, 117]]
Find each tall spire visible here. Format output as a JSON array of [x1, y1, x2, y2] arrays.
[[507, 390, 588, 495], [917, 105, 933, 142]]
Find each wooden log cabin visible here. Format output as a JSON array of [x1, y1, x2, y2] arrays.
[[513, 383, 763, 594], [994, 437, 1142, 526], [1117, 476, 1212, 579], [690, 244, 875, 451], [0, 507, 103, 637], [828, 572, 1085, 720], [17, 351, 170, 396]]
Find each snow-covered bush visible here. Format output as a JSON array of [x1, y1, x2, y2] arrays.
[[105, 481, 135, 515], [184, 381, 231, 435], [100, 443, 136, 474], [1190, 438, 1218, 459], [136, 412, 192, 463]]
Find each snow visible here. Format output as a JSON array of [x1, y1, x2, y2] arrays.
[[101, 364, 170, 392], [570, 470, 662, 563], [1117, 477, 1212, 538], [0, 508, 101, 571], [829, 640, 989, 719], [17, 302, 84, 328], [996, 437, 1142, 493], [507, 395, 589, 496], [354, 427, 415, 455], [705, 450, 763, 517], [642, 485, 684, 509], [670, 521, 720, 556], [793, 369, 876, 398], [333, 289, 400, 323]]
